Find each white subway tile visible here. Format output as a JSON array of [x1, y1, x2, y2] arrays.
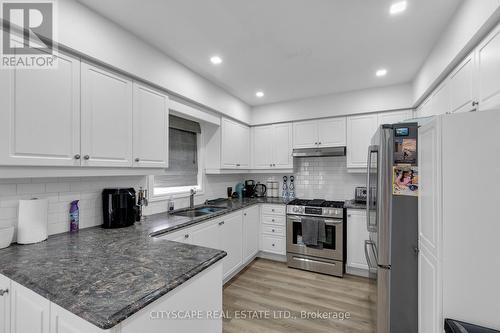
[[45, 182, 71, 193], [17, 183, 45, 194], [0, 207, 17, 220], [0, 184, 17, 196]]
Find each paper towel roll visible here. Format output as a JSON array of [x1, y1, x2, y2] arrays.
[[17, 198, 49, 244]]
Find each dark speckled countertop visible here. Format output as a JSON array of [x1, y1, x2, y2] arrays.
[[0, 197, 286, 330]]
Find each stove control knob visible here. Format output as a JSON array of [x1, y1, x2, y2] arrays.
[[293, 207, 299, 213]]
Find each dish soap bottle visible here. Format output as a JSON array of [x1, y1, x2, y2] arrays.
[[69, 200, 79, 233]]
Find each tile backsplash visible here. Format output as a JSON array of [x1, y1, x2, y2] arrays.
[[252, 156, 366, 201], [0, 157, 364, 238], [0, 176, 146, 236]]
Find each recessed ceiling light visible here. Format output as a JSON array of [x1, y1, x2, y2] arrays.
[[390, 1, 407, 15], [255, 91, 264, 98], [376, 69, 388, 77], [210, 56, 222, 65]]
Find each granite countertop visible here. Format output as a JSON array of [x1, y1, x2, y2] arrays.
[[344, 199, 367, 210], [0, 197, 286, 330]]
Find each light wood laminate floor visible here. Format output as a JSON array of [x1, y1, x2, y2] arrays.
[[223, 258, 376, 333]]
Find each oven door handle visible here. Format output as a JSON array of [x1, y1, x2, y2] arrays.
[[287, 216, 342, 226]]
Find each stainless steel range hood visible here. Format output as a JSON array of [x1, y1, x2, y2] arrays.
[[292, 147, 346, 158]]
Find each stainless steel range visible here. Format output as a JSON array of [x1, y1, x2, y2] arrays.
[[286, 199, 345, 277]]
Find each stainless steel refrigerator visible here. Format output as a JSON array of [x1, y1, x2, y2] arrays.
[[365, 123, 419, 333]]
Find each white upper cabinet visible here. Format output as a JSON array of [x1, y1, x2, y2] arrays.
[[132, 83, 169, 168], [252, 125, 274, 168], [449, 52, 478, 114], [292, 120, 318, 148], [477, 24, 500, 112], [378, 110, 412, 126], [81, 62, 134, 167], [293, 117, 346, 149], [0, 52, 81, 166], [429, 82, 450, 116], [252, 123, 292, 169], [220, 117, 250, 169], [317, 117, 347, 147], [346, 114, 379, 169]]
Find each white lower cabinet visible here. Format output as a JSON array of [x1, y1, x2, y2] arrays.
[[242, 206, 260, 262], [50, 303, 109, 333], [346, 209, 370, 276], [11, 281, 50, 333], [259, 204, 287, 256], [219, 212, 244, 278], [418, 243, 440, 333], [0, 275, 10, 333]]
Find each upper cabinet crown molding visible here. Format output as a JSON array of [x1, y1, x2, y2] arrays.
[[292, 117, 346, 149]]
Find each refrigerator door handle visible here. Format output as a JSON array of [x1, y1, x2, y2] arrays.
[[366, 145, 379, 233], [364, 240, 377, 269]]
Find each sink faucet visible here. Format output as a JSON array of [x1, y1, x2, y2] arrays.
[[190, 189, 196, 208]]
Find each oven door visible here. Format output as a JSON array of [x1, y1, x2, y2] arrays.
[[286, 215, 343, 261]]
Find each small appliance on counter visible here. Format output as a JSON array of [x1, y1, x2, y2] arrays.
[[254, 182, 267, 197], [266, 180, 279, 198], [244, 180, 256, 198], [102, 188, 139, 229], [354, 187, 367, 203], [0, 226, 15, 249], [444, 319, 500, 333], [234, 182, 245, 198]]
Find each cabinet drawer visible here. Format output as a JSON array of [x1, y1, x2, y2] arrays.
[[262, 224, 285, 237], [261, 235, 285, 255], [261, 205, 285, 215], [261, 215, 286, 226]]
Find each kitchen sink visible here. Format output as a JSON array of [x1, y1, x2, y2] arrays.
[[169, 206, 227, 218]]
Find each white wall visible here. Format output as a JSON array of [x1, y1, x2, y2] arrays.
[[54, 0, 251, 123], [413, 0, 500, 105], [251, 83, 413, 125]]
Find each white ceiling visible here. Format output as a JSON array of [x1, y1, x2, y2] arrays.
[[77, 0, 463, 106]]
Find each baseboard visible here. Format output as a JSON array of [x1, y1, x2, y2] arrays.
[[257, 251, 287, 262], [346, 266, 370, 278]]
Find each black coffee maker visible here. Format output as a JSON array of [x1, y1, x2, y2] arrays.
[[102, 188, 139, 228], [244, 180, 256, 198]]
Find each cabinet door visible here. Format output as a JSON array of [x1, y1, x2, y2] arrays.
[[133, 83, 169, 168], [417, 97, 432, 118], [0, 52, 81, 166], [50, 303, 105, 333], [0, 275, 10, 333], [317, 117, 346, 147], [378, 110, 412, 126], [477, 25, 500, 111], [220, 212, 243, 278], [221, 118, 249, 168], [81, 63, 133, 167], [346, 114, 379, 168], [11, 281, 50, 333], [418, 244, 440, 333], [449, 53, 478, 114], [191, 220, 221, 250], [273, 123, 293, 169], [252, 125, 274, 169], [428, 82, 450, 116], [347, 210, 369, 273], [237, 123, 250, 168], [293, 120, 318, 148], [243, 206, 260, 262]]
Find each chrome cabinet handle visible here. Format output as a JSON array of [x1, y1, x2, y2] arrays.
[[218, 221, 225, 226], [74, 154, 81, 160], [83, 155, 90, 160], [272, 243, 275, 247], [184, 234, 189, 239], [0, 289, 8, 296], [244, 213, 247, 216], [269, 164, 273, 167], [318, 142, 322, 145], [272, 229, 275, 232], [135, 158, 140, 162]]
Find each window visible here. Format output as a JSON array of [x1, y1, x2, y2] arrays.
[[152, 115, 202, 197]]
